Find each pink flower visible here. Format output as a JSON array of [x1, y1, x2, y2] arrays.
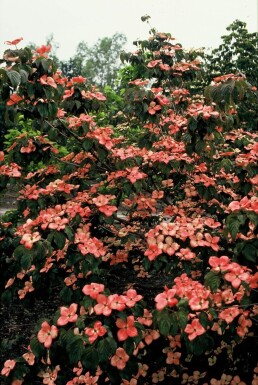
[[155, 288, 178, 310], [38, 365, 60, 385], [37, 321, 58, 348], [203, 233, 220, 251], [6, 93, 24, 106], [85, 321, 107, 344], [1, 360, 16, 376], [184, 318, 205, 341], [82, 283, 105, 299], [5, 37, 23, 45], [57, 303, 78, 326], [219, 306, 241, 324], [22, 347, 35, 366], [137, 309, 153, 326], [209, 256, 230, 272], [94, 294, 112, 316], [122, 289, 143, 308], [108, 294, 126, 311], [111, 348, 129, 370], [224, 265, 250, 289], [20, 232, 41, 249], [116, 316, 138, 341]]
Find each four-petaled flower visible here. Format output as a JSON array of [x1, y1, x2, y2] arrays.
[[1, 359, 16, 376], [184, 318, 205, 341], [155, 288, 178, 310], [37, 321, 58, 348], [111, 347, 129, 370], [116, 315, 138, 341], [82, 283, 105, 299], [85, 321, 107, 344], [57, 303, 78, 326]]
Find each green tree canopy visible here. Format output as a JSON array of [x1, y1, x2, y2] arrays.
[[60, 33, 127, 88], [206, 20, 258, 86], [204, 20, 258, 131]]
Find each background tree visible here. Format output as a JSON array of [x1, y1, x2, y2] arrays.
[[60, 33, 127, 88], [204, 20, 258, 131]]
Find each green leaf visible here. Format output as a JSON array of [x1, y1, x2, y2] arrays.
[[199, 312, 209, 328], [60, 286, 73, 304], [177, 310, 188, 329], [242, 244, 257, 263], [98, 147, 108, 160], [225, 215, 241, 240], [1, 290, 12, 306], [0, 68, 8, 81], [21, 252, 33, 270], [188, 119, 197, 132], [37, 103, 48, 118], [7, 70, 21, 88], [68, 338, 84, 364], [30, 337, 44, 358], [81, 346, 99, 370], [123, 338, 134, 355], [97, 337, 116, 362], [204, 271, 221, 292], [159, 316, 172, 336], [53, 231, 66, 249], [19, 69, 29, 84], [195, 140, 206, 154], [34, 241, 48, 261], [40, 58, 51, 72], [188, 334, 214, 356], [48, 102, 58, 118], [14, 245, 28, 260], [82, 139, 93, 151]]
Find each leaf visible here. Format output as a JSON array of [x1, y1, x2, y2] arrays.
[[188, 334, 214, 356], [7, 70, 21, 88], [30, 337, 44, 358], [34, 241, 48, 261], [188, 119, 197, 132], [48, 102, 58, 118], [40, 58, 51, 72], [53, 231, 66, 249], [64, 226, 74, 241], [177, 310, 188, 329], [198, 312, 209, 328], [204, 271, 221, 292], [19, 69, 29, 84], [37, 103, 48, 118], [225, 215, 241, 240], [0, 68, 8, 82], [242, 244, 257, 263], [159, 316, 172, 336], [97, 337, 116, 362], [60, 286, 73, 304], [81, 346, 99, 370], [21, 252, 33, 270], [82, 139, 93, 151], [123, 338, 134, 355], [68, 338, 84, 364], [14, 245, 28, 260], [195, 140, 206, 154], [98, 147, 108, 160]]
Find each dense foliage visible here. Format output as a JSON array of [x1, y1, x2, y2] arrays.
[[0, 24, 258, 385]]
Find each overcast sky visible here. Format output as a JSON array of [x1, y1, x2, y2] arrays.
[[0, 0, 257, 60]]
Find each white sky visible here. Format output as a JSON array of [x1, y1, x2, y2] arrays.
[[0, 0, 257, 60]]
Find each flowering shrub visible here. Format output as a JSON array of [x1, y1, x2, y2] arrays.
[[0, 27, 257, 385]]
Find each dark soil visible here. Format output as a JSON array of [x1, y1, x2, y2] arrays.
[[0, 296, 62, 368]]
